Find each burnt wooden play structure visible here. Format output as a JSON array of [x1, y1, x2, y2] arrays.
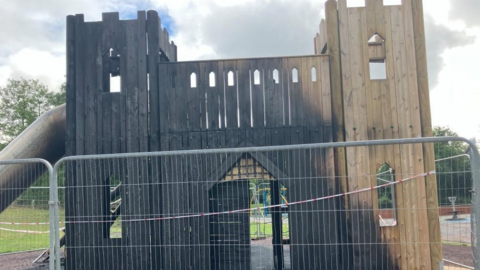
[[65, 0, 440, 269]]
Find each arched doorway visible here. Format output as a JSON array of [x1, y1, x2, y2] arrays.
[[208, 154, 290, 269]]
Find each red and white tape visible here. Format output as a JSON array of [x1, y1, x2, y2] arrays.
[[0, 227, 50, 234], [0, 227, 65, 234], [0, 171, 435, 226]]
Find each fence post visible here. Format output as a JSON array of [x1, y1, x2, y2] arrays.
[[469, 138, 480, 269], [51, 164, 61, 270], [47, 162, 59, 270]]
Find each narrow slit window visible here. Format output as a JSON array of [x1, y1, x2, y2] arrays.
[[254, 70, 261, 85], [106, 174, 122, 238], [346, 0, 365, 7], [369, 61, 387, 80], [190, 73, 197, 88], [273, 69, 279, 84], [108, 48, 121, 92], [368, 33, 387, 80], [209, 72, 216, 87], [110, 75, 121, 92], [292, 68, 298, 83], [228, 71, 235, 86], [377, 163, 397, 227], [311, 67, 317, 82]]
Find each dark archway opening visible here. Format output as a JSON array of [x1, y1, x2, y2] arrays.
[[208, 155, 291, 269]]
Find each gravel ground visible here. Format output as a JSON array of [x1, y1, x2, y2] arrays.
[[443, 244, 473, 268], [0, 250, 48, 269], [251, 237, 290, 269], [0, 242, 472, 269]]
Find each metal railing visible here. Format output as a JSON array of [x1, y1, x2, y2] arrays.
[[0, 158, 57, 270], [0, 136, 479, 269]]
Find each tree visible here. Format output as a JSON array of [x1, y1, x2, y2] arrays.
[[433, 126, 472, 205], [0, 78, 66, 150], [48, 82, 66, 107]]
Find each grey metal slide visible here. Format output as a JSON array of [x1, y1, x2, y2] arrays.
[[0, 104, 66, 213]]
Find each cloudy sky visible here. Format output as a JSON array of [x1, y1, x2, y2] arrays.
[[0, 0, 479, 139]]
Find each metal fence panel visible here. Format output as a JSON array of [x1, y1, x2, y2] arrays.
[[51, 136, 480, 270], [0, 137, 477, 269], [0, 158, 56, 270]]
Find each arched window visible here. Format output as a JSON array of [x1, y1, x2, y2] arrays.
[[254, 70, 261, 85], [190, 72, 197, 88], [377, 163, 396, 227], [228, 71, 235, 86], [311, 67, 317, 82], [209, 72, 216, 87], [272, 69, 279, 84], [292, 68, 298, 83]]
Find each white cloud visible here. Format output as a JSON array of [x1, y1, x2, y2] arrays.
[[450, 0, 480, 28], [0, 0, 103, 56], [150, 0, 323, 60], [425, 16, 475, 88], [0, 0, 478, 140], [431, 30, 480, 139], [5, 48, 66, 91]]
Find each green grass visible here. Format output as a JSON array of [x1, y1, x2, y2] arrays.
[[250, 222, 289, 239], [442, 241, 471, 247], [0, 206, 65, 254], [110, 216, 122, 238]]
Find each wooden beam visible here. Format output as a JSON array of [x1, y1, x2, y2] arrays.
[[409, 0, 442, 268], [65, 14, 77, 270], [325, 0, 349, 203], [384, 7, 407, 268], [270, 179, 284, 270]]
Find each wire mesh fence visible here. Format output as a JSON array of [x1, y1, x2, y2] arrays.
[[0, 137, 479, 269], [0, 159, 54, 269], [50, 138, 480, 270]]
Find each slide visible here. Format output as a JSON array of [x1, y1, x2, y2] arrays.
[[0, 104, 66, 213]]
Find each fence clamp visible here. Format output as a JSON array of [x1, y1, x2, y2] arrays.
[[48, 200, 57, 206], [470, 188, 476, 195]]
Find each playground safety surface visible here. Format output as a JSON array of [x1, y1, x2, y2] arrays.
[[0, 250, 47, 269]]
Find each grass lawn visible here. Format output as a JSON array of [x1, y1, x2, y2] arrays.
[[250, 221, 289, 239], [110, 217, 122, 238], [0, 206, 65, 254]]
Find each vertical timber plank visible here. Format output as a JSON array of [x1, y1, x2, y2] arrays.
[[410, 0, 442, 267], [402, 1, 432, 268], [325, 2, 352, 267], [146, 10, 163, 269], [137, 11, 152, 270], [384, 6, 407, 268], [65, 14, 77, 270], [391, 5, 417, 269], [346, 6, 370, 269], [337, 1, 361, 267], [73, 14, 86, 270]]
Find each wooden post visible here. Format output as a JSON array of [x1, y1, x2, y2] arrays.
[[409, 0, 442, 268], [65, 14, 77, 270], [270, 180, 284, 270], [325, 0, 353, 266]]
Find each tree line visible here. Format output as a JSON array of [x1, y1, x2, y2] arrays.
[[0, 78, 66, 151]]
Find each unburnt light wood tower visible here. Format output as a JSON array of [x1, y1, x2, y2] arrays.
[[65, 0, 439, 269], [314, 0, 440, 269]]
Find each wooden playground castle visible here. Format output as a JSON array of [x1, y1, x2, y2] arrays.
[[65, 0, 440, 269]]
